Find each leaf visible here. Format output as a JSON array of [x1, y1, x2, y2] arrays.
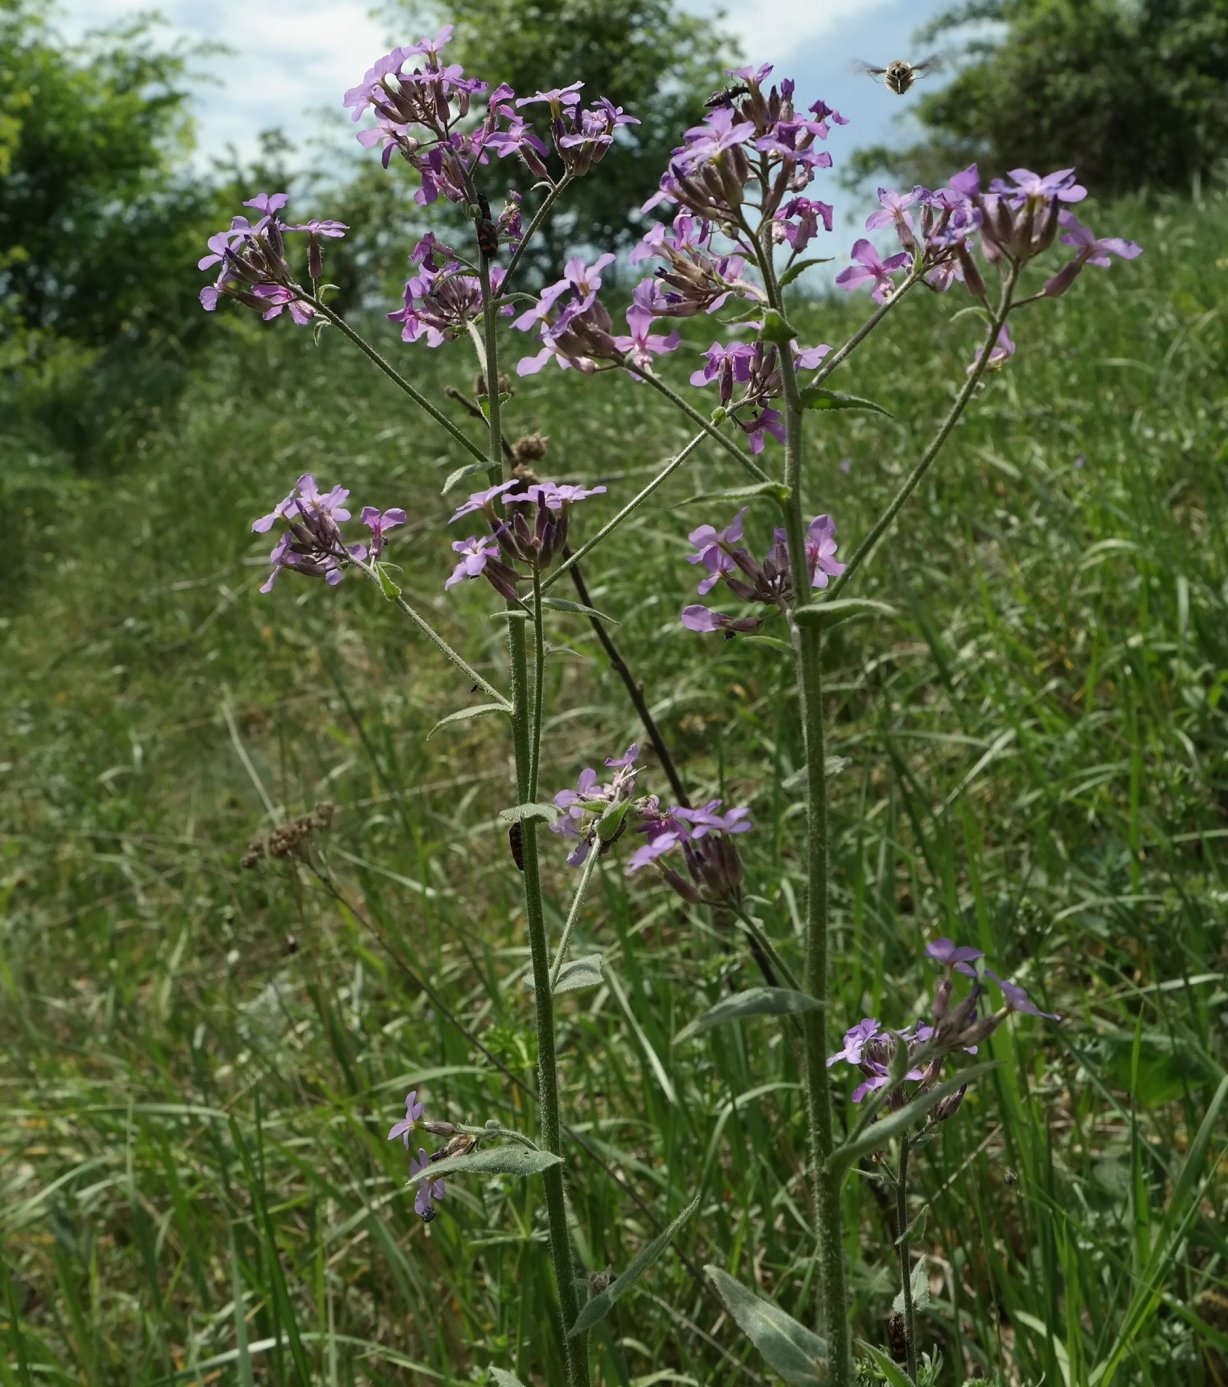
[[779, 256, 832, 289], [799, 385, 892, 417], [858, 1344, 913, 1386], [743, 634, 795, 654], [676, 988, 824, 1044], [540, 596, 617, 624], [418, 1144, 562, 1183], [441, 461, 492, 494], [794, 598, 898, 630], [682, 480, 791, 507], [525, 955, 604, 994], [704, 1266, 828, 1385], [373, 561, 401, 599], [829, 1061, 1002, 1171], [497, 802, 558, 826], [570, 1195, 700, 1335], [759, 307, 800, 346], [489, 1369, 530, 1387], [426, 703, 511, 740]]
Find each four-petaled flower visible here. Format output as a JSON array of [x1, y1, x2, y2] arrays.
[[387, 1089, 425, 1147]]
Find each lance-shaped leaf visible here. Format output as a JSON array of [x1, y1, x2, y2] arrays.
[[489, 1369, 530, 1387], [441, 461, 491, 494], [779, 257, 831, 289], [705, 1267, 828, 1385], [858, 1344, 912, 1387], [525, 954, 604, 995], [829, 1060, 1002, 1173], [798, 384, 892, 417], [540, 597, 617, 624], [418, 1144, 562, 1183], [497, 802, 559, 826], [759, 307, 801, 347], [427, 703, 512, 740], [682, 480, 791, 507], [570, 1195, 700, 1336], [373, 561, 402, 599], [794, 598, 898, 630], [676, 988, 823, 1044]]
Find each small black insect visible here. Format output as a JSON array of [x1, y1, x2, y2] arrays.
[[509, 821, 525, 872], [704, 83, 751, 109], [475, 193, 499, 259], [887, 1312, 908, 1364]]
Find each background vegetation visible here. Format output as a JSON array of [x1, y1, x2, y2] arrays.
[[3, 1, 1227, 1384]]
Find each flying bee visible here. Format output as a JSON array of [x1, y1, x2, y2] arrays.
[[704, 83, 751, 109], [855, 55, 941, 95]]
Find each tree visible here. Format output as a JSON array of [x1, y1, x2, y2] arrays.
[[846, 0, 1228, 199], [375, 0, 742, 280]]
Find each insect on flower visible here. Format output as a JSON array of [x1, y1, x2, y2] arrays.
[[704, 84, 751, 109], [475, 193, 498, 259], [855, 55, 941, 95]]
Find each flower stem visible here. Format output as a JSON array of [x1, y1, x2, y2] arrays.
[[829, 267, 1021, 599], [550, 848, 601, 989], [896, 1136, 919, 1383], [771, 282, 851, 1385], [633, 369, 773, 484], [296, 291, 487, 464], [508, 618, 589, 1387]]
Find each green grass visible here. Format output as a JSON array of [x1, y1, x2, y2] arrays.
[[3, 188, 1227, 1387]]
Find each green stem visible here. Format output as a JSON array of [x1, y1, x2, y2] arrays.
[[550, 848, 601, 990], [829, 268, 1021, 599], [530, 573, 545, 801], [352, 560, 510, 706], [770, 273, 852, 1384], [896, 1137, 919, 1383], [508, 620, 589, 1387], [632, 369, 774, 484], [295, 290, 486, 464]]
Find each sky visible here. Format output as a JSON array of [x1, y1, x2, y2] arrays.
[[54, 0, 956, 245]]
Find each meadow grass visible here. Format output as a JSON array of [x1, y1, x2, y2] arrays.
[[2, 190, 1226, 1386]]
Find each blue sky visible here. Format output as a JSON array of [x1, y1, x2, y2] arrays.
[[56, 0, 956, 244]]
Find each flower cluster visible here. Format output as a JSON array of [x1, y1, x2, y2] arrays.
[[199, 193, 347, 323], [445, 478, 607, 598], [680, 506, 846, 634], [388, 234, 509, 345], [511, 256, 681, 378], [252, 474, 404, 594], [836, 166, 1143, 336], [387, 1089, 467, 1222], [549, 746, 752, 908], [827, 938, 1060, 1114], [689, 339, 830, 453]]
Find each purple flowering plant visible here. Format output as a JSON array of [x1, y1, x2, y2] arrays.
[[202, 27, 1141, 1387]]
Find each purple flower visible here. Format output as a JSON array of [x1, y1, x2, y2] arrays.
[[804, 513, 845, 588], [252, 474, 379, 594], [448, 481, 520, 524], [679, 605, 763, 634], [673, 800, 752, 838], [388, 1089, 425, 1147], [968, 323, 1015, 375], [925, 938, 984, 977], [410, 1146, 447, 1222], [687, 506, 749, 595], [835, 238, 911, 304], [611, 284, 681, 374], [626, 797, 750, 906], [983, 968, 1060, 1020], [1056, 211, 1142, 266], [445, 535, 503, 590], [991, 167, 1087, 208], [361, 506, 406, 556], [551, 746, 641, 866], [825, 1018, 881, 1068]]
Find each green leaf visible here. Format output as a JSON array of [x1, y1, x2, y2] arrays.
[[497, 802, 558, 826], [759, 307, 800, 346], [704, 1267, 828, 1385], [778, 257, 832, 289], [373, 561, 401, 599], [682, 480, 791, 506], [553, 955, 604, 994], [540, 596, 617, 624], [418, 1144, 562, 1183], [441, 461, 492, 494], [743, 634, 794, 654], [525, 954, 604, 994], [794, 598, 898, 629], [676, 988, 824, 1044], [597, 797, 633, 842], [489, 1368, 530, 1386], [570, 1195, 700, 1335], [829, 1061, 1002, 1171], [799, 384, 892, 417], [858, 1344, 913, 1386], [426, 703, 512, 740]]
